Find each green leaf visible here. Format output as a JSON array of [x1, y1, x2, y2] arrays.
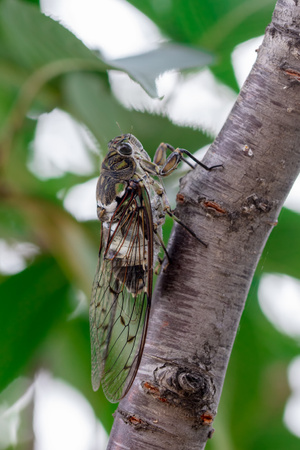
[[37, 316, 116, 434], [0, 0, 107, 71], [0, 0, 216, 163], [0, 203, 32, 243], [2, 116, 96, 207], [0, 257, 70, 392], [21, 0, 40, 5], [126, 0, 276, 89], [63, 72, 212, 153], [259, 208, 300, 280], [0, 0, 109, 156], [111, 43, 214, 97]]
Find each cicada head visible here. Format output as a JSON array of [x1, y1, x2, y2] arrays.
[[97, 134, 152, 212], [97, 136, 137, 210], [109, 134, 151, 162]]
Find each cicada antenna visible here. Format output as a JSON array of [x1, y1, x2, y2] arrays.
[[116, 122, 123, 134]]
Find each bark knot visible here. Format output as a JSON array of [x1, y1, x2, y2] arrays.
[[150, 364, 215, 412]]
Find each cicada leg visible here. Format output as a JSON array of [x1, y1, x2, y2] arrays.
[[154, 256, 163, 275], [140, 142, 223, 179], [153, 229, 171, 274], [154, 142, 223, 176], [166, 209, 208, 247], [141, 141, 221, 250]]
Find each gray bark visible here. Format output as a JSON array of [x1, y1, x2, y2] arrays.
[[107, 0, 300, 448]]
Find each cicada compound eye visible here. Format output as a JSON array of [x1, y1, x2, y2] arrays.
[[118, 143, 132, 156]]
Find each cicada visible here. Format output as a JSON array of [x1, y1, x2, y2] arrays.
[[89, 134, 220, 402]]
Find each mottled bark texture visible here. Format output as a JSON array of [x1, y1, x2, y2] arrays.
[[107, 1, 300, 448]]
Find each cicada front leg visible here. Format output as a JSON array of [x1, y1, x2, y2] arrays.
[[141, 141, 223, 251], [151, 147, 211, 248], [153, 143, 183, 176], [154, 142, 223, 175], [139, 145, 191, 177]]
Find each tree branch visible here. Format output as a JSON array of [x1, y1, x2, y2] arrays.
[[107, 0, 300, 448]]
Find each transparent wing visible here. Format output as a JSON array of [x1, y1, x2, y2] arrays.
[[89, 184, 153, 402]]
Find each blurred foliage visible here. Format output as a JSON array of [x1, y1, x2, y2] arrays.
[[0, 0, 299, 449], [126, 0, 276, 90]]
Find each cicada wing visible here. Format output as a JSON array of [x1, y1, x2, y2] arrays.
[[89, 234, 110, 392], [101, 284, 150, 402], [89, 184, 153, 402]]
